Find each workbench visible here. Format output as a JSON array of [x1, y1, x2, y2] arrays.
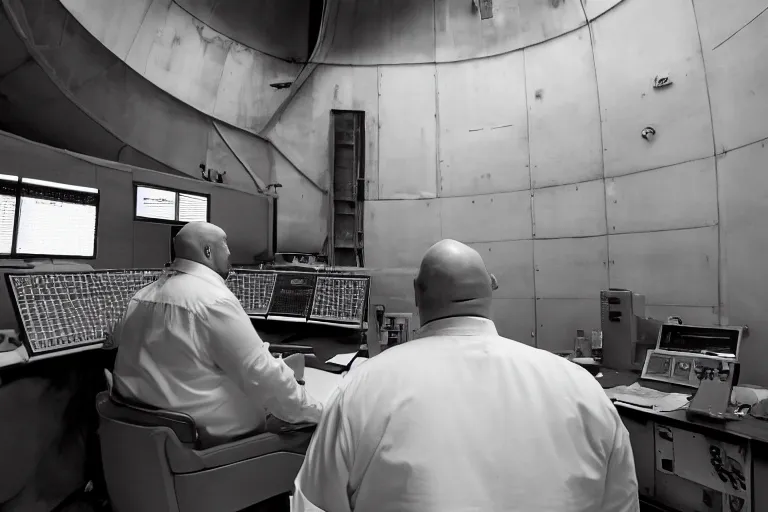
[[600, 369, 768, 512]]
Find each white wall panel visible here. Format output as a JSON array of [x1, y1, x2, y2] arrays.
[[365, 199, 442, 269], [536, 299, 601, 352], [268, 65, 380, 191], [437, 52, 529, 197], [435, 0, 586, 62], [143, 4, 231, 114], [718, 141, 768, 384], [322, 0, 436, 65], [606, 157, 718, 234], [534, 237, 608, 299], [492, 299, 536, 346], [369, 269, 420, 324], [214, 43, 299, 132], [581, 0, 624, 20], [468, 240, 534, 299], [533, 180, 606, 238], [378, 65, 438, 199], [126, 0, 172, 71], [273, 150, 327, 253], [62, 0, 154, 59], [592, 0, 713, 176], [609, 226, 719, 307], [526, 28, 603, 188], [440, 191, 531, 243], [695, 0, 768, 151]]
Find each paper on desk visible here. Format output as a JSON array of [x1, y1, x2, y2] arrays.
[[605, 382, 690, 412], [326, 352, 358, 367], [304, 367, 343, 405]]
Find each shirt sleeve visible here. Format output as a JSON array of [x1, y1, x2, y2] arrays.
[[601, 421, 640, 512], [201, 296, 323, 425], [293, 387, 353, 512]]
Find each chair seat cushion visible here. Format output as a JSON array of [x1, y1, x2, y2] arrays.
[[168, 430, 314, 474]]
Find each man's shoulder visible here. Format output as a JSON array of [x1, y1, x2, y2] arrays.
[[139, 273, 236, 310]]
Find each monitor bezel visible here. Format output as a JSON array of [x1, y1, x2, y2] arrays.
[[133, 182, 211, 225]]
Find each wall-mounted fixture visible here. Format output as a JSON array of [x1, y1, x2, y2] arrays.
[[641, 126, 656, 142], [472, 0, 493, 19], [270, 82, 293, 90], [199, 163, 226, 184], [653, 73, 673, 89]]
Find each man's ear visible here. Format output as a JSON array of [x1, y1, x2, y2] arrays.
[[413, 278, 419, 308]]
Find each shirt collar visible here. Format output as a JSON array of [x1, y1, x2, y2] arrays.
[[169, 258, 227, 288], [414, 316, 498, 340]]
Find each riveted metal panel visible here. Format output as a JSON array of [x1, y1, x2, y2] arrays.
[[533, 180, 606, 238], [469, 240, 534, 299], [592, 0, 713, 177], [440, 190, 532, 243], [609, 226, 719, 307], [437, 51, 529, 197], [534, 237, 609, 299], [606, 157, 718, 234], [526, 28, 603, 189]]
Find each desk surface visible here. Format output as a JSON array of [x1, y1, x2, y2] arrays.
[[601, 367, 768, 445]]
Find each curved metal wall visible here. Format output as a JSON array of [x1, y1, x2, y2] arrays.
[[2, 0, 768, 384]]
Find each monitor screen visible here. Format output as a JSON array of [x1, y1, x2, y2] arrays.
[[136, 186, 176, 221], [0, 175, 18, 255], [15, 179, 99, 258], [178, 192, 208, 222]]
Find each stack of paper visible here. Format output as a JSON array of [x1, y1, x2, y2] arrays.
[[605, 383, 691, 412]]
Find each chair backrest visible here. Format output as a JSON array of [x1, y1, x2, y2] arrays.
[[96, 391, 187, 512]]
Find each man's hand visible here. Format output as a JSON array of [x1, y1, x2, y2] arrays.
[[283, 353, 306, 381]]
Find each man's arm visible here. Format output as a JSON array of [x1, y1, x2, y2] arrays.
[[293, 388, 353, 512], [601, 422, 640, 512], [202, 296, 323, 424]]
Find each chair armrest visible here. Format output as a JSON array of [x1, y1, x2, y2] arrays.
[[167, 430, 314, 474], [109, 391, 198, 445]]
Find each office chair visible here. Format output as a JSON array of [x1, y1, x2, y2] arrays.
[[95, 390, 313, 512]]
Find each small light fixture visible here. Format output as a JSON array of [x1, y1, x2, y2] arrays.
[[653, 73, 673, 89], [641, 126, 656, 142]]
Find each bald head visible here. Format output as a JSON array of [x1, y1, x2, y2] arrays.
[[414, 239, 494, 325], [173, 222, 231, 278]]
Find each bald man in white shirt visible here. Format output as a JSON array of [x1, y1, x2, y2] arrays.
[[293, 239, 639, 512], [113, 222, 322, 447]]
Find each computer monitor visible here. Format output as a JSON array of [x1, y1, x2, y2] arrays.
[[0, 174, 18, 255], [15, 178, 99, 258], [135, 185, 176, 221], [178, 192, 208, 222], [135, 184, 210, 224], [6, 269, 163, 359]]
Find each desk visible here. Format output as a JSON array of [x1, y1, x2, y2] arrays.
[[603, 369, 768, 511]]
